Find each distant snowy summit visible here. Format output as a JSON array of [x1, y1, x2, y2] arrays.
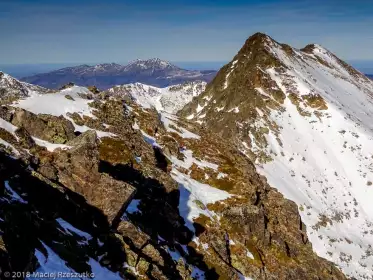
[[124, 58, 179, 71], [21, 58, 217, 90]]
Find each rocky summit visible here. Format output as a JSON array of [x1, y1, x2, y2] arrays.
[[0, 32, 372, 280]]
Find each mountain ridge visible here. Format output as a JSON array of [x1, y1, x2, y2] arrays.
[[0, 68, 347, 280]]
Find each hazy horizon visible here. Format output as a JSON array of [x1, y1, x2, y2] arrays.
[[1, 0, 373, 65]]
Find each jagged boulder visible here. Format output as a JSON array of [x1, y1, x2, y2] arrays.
[[14, 127, 36, 149], [0, 106, 13, 122], [51, 130, 136, 225], [0, 128, 16, 145], [87, 86, 100, 94], [116, 221, 194, 279], [11, 108, 76, 144]]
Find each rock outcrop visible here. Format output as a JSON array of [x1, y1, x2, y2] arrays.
[[11, 108, 76, 144]]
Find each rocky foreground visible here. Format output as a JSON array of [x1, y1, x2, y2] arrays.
[[0, 73, 346, 279]]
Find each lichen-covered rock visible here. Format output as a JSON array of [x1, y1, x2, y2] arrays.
[[0, 127, 16, 145], [59, 82, 75, 90], [11, 108, 76, 144], [52, 131, 136, 225], [0, 106, 13, 122], [87, 86, 100, 94]]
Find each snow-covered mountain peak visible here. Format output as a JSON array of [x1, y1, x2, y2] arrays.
[[125, 58, 178, 71], [180, 33, 373, 279], [301, 43, 327, 53], [93, 62, 123, 71], [238, 32, 281, 53], [56, 64, 91, 74], [244, 32, 275, 45]]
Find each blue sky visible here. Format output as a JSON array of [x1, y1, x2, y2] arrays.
[[1, 0, 373, 65]]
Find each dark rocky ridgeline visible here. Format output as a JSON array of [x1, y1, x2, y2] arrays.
[[0, 151, 122, 275], [0, 146, 210, 280], [129, 102, 347, 280], [0, 97, 218, 279], [179, 33, 288, 141]]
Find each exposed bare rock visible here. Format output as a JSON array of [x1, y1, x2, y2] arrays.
[[0, 106, 13, 122], [15, 127, 36, 149], [50, 131, 136, 225], [11, 108, 76, 144]]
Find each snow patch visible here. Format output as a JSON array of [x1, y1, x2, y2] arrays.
[[223, 60, 238, 90], [56, 218, 92, 241], [14, 87, 96, 119], [171, 168, 231, 231], [3, 180, 27, 204], [160, 113, 200, 139]]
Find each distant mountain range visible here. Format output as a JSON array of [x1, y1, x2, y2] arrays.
[[20, 58, 217, 90], [367, 74, 373, 79]]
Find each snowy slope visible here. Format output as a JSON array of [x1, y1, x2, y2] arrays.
[[108, 81, 206, 113], [13, 86, 95, 118], [0, 76, 114, 154], [11, 85, 113, 138], [242, 40, 373, 279], [0, 74, 115, 152]]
